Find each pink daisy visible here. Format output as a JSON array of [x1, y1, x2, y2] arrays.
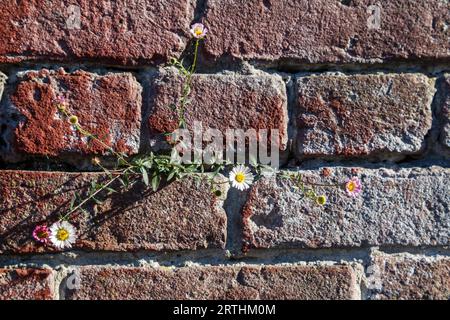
[[190, 23, 208, 39], [345, 176, 362, 197], [32, 225, 50, 244]]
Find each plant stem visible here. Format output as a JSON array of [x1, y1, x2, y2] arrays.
[[76, 126, 131, 167], [59, 168, 131, 221], [190, 39, 200, 74]]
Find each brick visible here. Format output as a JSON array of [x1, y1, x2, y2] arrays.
[[440, 75, 450, 150], [242, 167, 450, 251], [369, 252, 450, 300], [0, 0, 193, 65], [0, 268, 54, 300], [66, 264, 357, 300], [147, 68, 288, 149], [0, 170, 228, 253], [295, 73, 434, 159], [4, 68, 141, 159], [203, 0, 450, 63]]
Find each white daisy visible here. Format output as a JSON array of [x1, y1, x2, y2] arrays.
[[190, 23, 208, 39], [49, 221, 77, 249], [229, 165, 254, 191]]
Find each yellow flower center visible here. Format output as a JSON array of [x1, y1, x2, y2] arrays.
[[347, 182, 355, 192], [56, 229, 70, 241], [194, 28, 203, 36], [37, 231, 48, 239], [235, 172, 245, 183]]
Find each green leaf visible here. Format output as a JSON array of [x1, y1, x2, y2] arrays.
[[105, 187, 117, 194], [167, 169, 177, 182], [80, 207, 90, 216], [141, 167, 149, 186], [151, 174, 161, 192], [92, 197, 103, 205], [69, 194, 77, 210], [142, 160, 153, 169]]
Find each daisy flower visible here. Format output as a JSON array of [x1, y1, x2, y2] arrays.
[[345, 176, 362, 197], [56, 96, 67, 112], [32, 225, 50, 244], [190, 23, 208, 39], [49, 221, 77, 249], [229, 165, 254, 191], [91, 157, 101, 166]]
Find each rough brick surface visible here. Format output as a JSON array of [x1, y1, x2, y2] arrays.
[[370, 252, 450, 300], [242, 167, 450, 251], [440, 75, 450, 150], [66, 265, 357, 300], [147, 68, 288, 149], [0, 171, 228, 253], [0, 0, 193, 65], [0, 268, 54, 300], [5, 68, 141, 159], [203, 0, 450, 63], [295, 73, 434, 159]]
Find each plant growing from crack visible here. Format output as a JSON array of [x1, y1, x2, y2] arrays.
[[32, 23, 362, 249]]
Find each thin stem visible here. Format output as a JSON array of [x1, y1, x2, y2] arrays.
[[77, 126, 131, 167], [190, 39, 200, 74], [60, 109, 131, 167], [176, 39, 200, 129], [304, 181, 343, 188], [59, 168, 131, 221]]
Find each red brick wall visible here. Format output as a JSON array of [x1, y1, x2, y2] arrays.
[[0, 0, 449, 300]]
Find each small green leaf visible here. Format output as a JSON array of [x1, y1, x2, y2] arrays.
[[92, 197, 103, 205], [141, 167, 149, 186], [69, 194, 77, 210], [105, 187, 117, 194], [167, 170, 177, 182], [151, 175, 161, 192]]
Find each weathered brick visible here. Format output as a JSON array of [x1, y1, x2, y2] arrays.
[[242, 167, 450, 251], [369, 252, 450, 300], [440, 75, 450, 150], [66, 264, 357, 300], [0, 171, 228, 253], [0, 268, 54, 300], [5, 68, 141, 159], [295, 73, 434, 159], [0, 0, 193, 65], [203, 0, 450, 63], [147, 68, 288, 149]]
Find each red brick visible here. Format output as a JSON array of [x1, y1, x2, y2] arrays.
[[203, 0, 450, 63], [370, 252, 450, 300], [66, 265, 357, 300], [0, 170, 227, 253], [242, 167, 450, 251], [0, 268, 54, 300], [295, 73, 434, 158], [147, 68, 288, 149], [8, 68, 141, 159], [0, 0, 193, 65]]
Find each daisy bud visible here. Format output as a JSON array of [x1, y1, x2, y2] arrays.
[[316, 195, 327, 206], [68, 115, 79, 125]]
